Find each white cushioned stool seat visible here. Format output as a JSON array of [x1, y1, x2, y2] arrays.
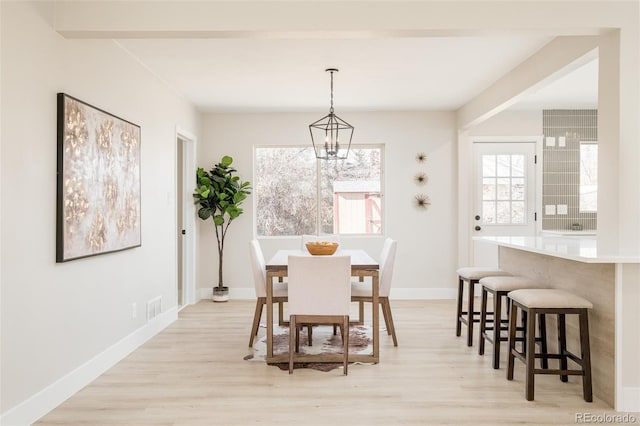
[[480, 276, 542, 292], [508, 289, 593, 309], [456, 267, 512, 347], [457, 267, 511, 281], [507, 288, 593, 402], [477, 275, 547, 369]]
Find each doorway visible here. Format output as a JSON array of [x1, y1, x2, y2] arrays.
[[471, 140, 539, 266], [177, 128, 197, 307]]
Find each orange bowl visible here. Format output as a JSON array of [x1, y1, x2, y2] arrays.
[[305, 241, 339, 255]]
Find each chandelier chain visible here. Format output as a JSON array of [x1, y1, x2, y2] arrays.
[[329, 69, 335, 114]]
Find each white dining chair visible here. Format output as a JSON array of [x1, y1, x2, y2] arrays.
[[248, 240, 288, 347], [351, 238, 398, 346], [287, 255, 352, 375]]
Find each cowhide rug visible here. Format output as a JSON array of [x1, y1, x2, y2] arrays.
[[244, 325, 373, 372]]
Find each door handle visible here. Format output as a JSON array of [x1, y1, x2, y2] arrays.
[[475, 226, 481, 231], [474, 215, 481, 221], [181, 229, 186, 235]]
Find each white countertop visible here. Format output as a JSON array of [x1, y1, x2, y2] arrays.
[[541, 229, 597, 236], [475, 235, 640, 264]]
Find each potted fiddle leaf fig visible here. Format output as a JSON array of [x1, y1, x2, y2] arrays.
[[194, 155, 251, 302]]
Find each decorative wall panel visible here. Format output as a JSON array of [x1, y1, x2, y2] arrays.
[[542, 109, 597, 231], [56, 93, 141, 262]]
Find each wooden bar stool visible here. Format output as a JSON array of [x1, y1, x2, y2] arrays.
[[456, 267, 511, 346], [507, 289, 593, 402], [478, 276, 547, 369]]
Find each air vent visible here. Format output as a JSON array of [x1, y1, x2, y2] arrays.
[[146, 296, 162, 321]]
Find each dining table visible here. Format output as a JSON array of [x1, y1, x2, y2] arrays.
[[265, 249, 380, 364]]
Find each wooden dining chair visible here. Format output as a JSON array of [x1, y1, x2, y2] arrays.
[[248, 240, 288, 347], [287, 255, 352, 375], [351, 238, 398, 346]]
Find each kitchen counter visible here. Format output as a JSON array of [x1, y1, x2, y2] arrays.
[[475, 235, 640, 263], [541, 229, 597, 236], [473, 234, 640, 411]]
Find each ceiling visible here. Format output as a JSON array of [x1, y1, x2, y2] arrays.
[[117, 35, 598, 114]]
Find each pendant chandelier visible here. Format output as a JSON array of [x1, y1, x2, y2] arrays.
[[308, 68, 354, 160]]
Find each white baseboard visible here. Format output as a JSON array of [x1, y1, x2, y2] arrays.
[[389, 288, 456, 299], [197, 287, 255, 300], [0, 308, 178, 426], [621, 386, 640, 412], [198, 287, 456, 301]]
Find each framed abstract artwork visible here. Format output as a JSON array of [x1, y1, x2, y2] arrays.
[[56, 93, 141, 262]]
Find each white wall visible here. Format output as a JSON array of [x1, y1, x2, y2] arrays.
[[468, 110, 541, 137], [198, 111, 457, 299], [0, 1, 200, 419]]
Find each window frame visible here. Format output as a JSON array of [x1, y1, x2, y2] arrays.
[[480, 153, 528, 226], [253, 143, 385, 237], [579, 141, 598, 213]]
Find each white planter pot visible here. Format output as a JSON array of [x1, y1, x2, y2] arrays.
[[212, 286, 229, 302]]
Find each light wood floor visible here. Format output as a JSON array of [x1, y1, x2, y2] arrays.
[[37, 300, 616, 425]]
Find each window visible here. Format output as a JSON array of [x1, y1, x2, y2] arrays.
[[579, 142, 598, 212], [481, 154, 526, 224], [255, 146, 383, 236]]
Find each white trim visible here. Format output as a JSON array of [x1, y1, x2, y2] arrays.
[[613, 263, 627, 411], [389, 288, 456, 300], [198, 287, 256, 301], [615, 263, 623, 411], [614, 264, 640, 413], [176, 126, 197, 306], [457, 130, 472, 268], [198, 287, 210, 300], [621, 387, 640, 413], [229, 287, 258, 300], [534, 136, 544, 235], [0, 308, 178, 426], [198, 287, 455, 301]]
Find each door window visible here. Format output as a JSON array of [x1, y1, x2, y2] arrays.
[[481, 154, 527, 225]]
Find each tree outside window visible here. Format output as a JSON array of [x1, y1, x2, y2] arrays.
[[255, 146, 383, 236], [579, 142, 598, 212]]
